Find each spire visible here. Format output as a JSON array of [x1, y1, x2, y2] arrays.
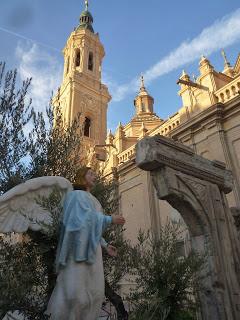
[[200, 55, 206, 63], [221, 49, 235, 77], [140, 74, 146, 91], [138, 74, 149, 96], [115, 122, 125, 139], [221, 49, 231, 69], [78, 0, 94, 33], [106, 129, 114, 144]]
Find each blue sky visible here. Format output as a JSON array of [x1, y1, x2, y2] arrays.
[[1, 0, 240, 132]]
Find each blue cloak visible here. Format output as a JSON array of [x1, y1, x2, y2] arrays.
[[56, 190, 112, 270]]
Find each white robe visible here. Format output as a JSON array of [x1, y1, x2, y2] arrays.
[[46, 193, 106, 320]]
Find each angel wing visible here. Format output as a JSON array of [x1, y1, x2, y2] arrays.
[[0, 176, 73, 233]]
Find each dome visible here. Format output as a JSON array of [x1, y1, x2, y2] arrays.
[[80, 10, 93, 20], [77, 3, 94, 33]]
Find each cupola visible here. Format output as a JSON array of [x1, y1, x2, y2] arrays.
[[78, 0, 94, 33], [134, 75, 154, 115]]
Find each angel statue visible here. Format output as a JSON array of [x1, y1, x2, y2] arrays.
[[0, 167, 126, 320]]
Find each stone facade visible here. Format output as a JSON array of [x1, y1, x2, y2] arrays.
[[103, 53, 240, 245]]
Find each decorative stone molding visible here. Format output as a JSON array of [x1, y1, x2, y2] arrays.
[[136, 135, 240, 320], [136, 134, 233, 193], [80, 93, 98, 111]]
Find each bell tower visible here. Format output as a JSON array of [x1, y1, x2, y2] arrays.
[[55, 0, 111, 149]]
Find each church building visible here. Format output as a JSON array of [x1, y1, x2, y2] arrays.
[[55, 1, 240, 247]]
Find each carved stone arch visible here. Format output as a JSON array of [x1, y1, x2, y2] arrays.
[[136, 135, 240, 320], [152, 168, 209, 237], [152, 167, 232, 319]]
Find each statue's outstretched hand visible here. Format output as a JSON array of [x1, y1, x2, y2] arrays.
[[106, 245, 117, 257], [111, 215, 125, 225]]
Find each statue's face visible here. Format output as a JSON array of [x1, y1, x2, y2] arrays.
[[85, 169, 96, 189]]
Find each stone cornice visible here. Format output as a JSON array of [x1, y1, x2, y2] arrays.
[[146, 95, 240, 140], [117, 159, 136, 176], [136, 135, 233, 193], [170, 99, 240, 138], [62, 72, 111, 101]]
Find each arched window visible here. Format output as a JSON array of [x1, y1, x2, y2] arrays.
[[88, 52, 94, 71], [66, 57, 70, 74], [84, 117, 91, 137], [75, 49, 81, 67]]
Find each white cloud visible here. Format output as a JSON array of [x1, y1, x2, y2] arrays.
[[15, 42, 62, 112], [111, 8, 240, 102]]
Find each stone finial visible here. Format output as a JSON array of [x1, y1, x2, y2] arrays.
[[199, 55, 213, 74], [199, 55, 212, 66], [182, 70, 187, 76], [85, 0, 89, 10], [200, 55, 207, 63], [138, 74, 149, 96], [221, 49, 231, 69], [180, 70, 190, 81], [139, 122, 148, 138], [140, 74, 145, 91], [221, 49, 235, 77], [118, 121, 123, 128], [116, 122, 124, 135], [108, 129, 114, 138], [106, 129, 114, 144], [115, 122, 125, 149]]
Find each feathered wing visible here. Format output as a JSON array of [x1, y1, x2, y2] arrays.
[[0, 176, 73, 233]]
